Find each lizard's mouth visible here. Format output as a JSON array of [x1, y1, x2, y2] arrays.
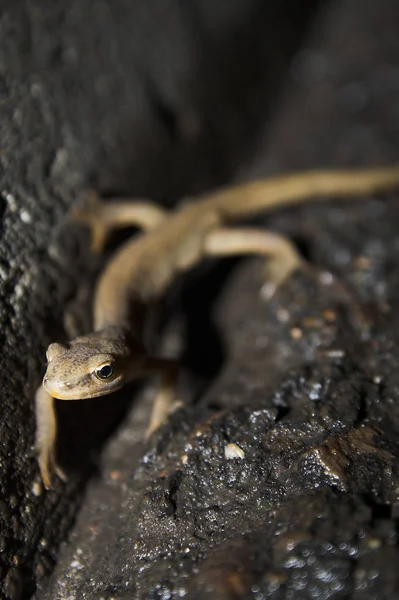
[[42, 374, 124, 399], [42, 375, 77, 399]]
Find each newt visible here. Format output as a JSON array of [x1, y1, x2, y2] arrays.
[[35, 166, 399, 488]]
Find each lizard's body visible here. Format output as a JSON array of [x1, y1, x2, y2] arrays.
[[95, 169, 399, 320], [36, 166, 399, 488]]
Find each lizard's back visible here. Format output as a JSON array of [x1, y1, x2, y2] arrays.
[[94, 201, 222, 330]]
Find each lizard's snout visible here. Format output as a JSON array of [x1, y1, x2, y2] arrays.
[[43, 374, 73, 399]]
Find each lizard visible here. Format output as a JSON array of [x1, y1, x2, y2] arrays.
[[35, 166, 399, 489]]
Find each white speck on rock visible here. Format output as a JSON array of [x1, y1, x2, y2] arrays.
[[20, 209, 32, 223], [225, 443, 245, 459], [260, 281, 277, 300], [3, 191, 17, 211], [31, 481, 42, 497]]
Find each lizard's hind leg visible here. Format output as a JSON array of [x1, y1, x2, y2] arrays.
[[204, 227, 304, 296], [73, 190, 168, 252], [204, 226, 372, 334]]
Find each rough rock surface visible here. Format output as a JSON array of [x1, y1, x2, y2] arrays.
[[1, 0, 399, 599]]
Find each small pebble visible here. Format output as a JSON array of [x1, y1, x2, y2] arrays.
[[323, 309, 337, 322], [109, 470, 121, 481], [31, 481, 42, 497], [277, 308, 290, 323], [290, 327, 303, 340], [224, 443, 245, 459]]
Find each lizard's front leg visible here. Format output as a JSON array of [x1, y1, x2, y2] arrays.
[[142, 358, 181, 438], [35, 385, 66, 489]]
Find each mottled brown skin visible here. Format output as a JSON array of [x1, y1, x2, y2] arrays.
[[35, 166, 399, 488], [44, 327, 142, 400]]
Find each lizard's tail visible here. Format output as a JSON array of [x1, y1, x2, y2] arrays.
[[202, 166, 399, 220]]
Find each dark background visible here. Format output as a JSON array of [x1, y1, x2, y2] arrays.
[[1, 1, 399, 599]]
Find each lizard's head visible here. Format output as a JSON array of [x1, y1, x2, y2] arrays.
[[42, 331, 135, 400]]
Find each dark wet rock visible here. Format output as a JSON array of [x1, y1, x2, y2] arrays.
[[2, 0, 399, 599], [37, 198, 399, 598]]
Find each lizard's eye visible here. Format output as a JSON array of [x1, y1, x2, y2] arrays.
[[95, 363, 115, 380]]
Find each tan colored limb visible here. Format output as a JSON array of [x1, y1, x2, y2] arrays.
[[73, 190, 168, 252], [35, 385, 66, 489], [142, 358, 181, 437], [204, 227, 304, 293]]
